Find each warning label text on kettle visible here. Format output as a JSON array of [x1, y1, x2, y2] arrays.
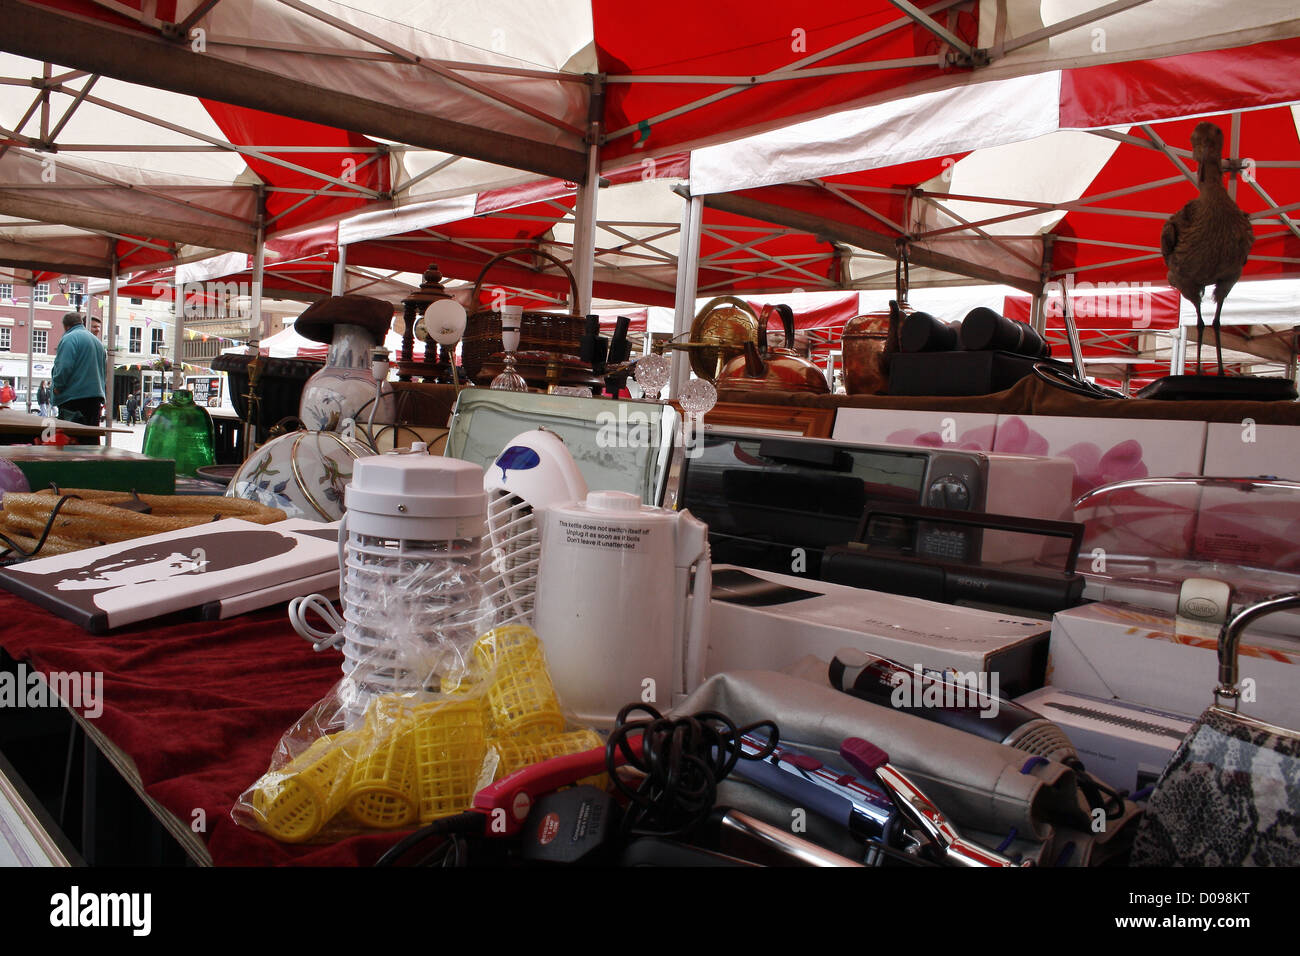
[[559, 520, 652, 551]]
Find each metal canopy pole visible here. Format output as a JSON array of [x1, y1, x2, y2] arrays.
[[172, 259, 187, 394], [251, 190, 266, 339], [242, 200, 267, 459], [1061, 293, 1088, 382], [1030, 290, 1047, 337], [571, 78, 603, 316], [331, 244, 347, 296], [104, 258, 117, 447], [1172, 324, 1187, 375], [669, 193, 704, 400], [25, 288, 35, 415], [1043, 234, 1086, 381]]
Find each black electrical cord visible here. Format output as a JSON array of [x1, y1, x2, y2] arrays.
[[1064, 756, 1127, 822], [0, 492, 83, 560], [1032, 362, 1127, 400], [411, 832, 466, 868], [373, 811, 484, 867], [606, 703, 779, 839]]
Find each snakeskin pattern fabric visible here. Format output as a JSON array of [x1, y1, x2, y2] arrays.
[[1132, 707, 1300, 866]]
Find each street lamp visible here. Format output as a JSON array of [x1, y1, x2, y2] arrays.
[[157, 345, 170, 402], [57, 275, 85, 314]]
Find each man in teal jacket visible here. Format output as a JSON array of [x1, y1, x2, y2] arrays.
[[52, 313, 107, 444]]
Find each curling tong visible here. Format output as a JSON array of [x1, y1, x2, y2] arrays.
[[841, 737, 1030, 867]]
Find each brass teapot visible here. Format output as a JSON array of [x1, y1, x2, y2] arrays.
[[716, 304, 830, 394]]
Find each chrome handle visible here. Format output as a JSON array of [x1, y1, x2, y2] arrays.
[[1216, 592, 1300, 709]]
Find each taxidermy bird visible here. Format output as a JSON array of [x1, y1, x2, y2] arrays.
[[1161, 122, 1254, 375]]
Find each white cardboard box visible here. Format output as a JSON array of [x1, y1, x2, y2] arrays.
[[1203, 422, 1300, 481], [707, 565, 1049, 695], [832, 408, 999, 450], [992, 414, 1206, 500], [1047, 601, 1300, 730], [1015, 686, 1194, 793]]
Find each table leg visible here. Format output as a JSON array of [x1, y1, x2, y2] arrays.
[[81, 737, 98, 865]]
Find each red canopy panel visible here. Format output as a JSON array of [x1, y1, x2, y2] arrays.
[[346, 194, 580, 301], [766, 293, 863, 332], [202, 102, 390, 231], [30, 0, 177, 29], [1049, 105, 1300, 285], [743, 293, 862, 352], [695, 205, 840, 297], [594, 2, 979, 162], [595, 308, 648, 332], [265, 222, 340, 263], [113, 267, 178, 300], [1060, 36, 1300, 130], [1003, 289, 1182, 331], [731, 156, 962, 240]]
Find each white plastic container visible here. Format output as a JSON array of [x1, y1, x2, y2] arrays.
[[533, 491, 710, 727]]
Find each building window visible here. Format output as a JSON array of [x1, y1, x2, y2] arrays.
[[32, 330, 48, 354], [151, 327, 164, 354], [129, 327, 142, 353], [34, 283, 50, 304], [70, 281, 85, 295], [0, 327, 10, 351], [0, 284, 11, 300]]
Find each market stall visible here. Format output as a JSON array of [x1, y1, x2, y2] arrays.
[[2, 1, 1300, 891]]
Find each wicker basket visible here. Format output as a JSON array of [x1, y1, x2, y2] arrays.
[[461, 248, 584, 381]]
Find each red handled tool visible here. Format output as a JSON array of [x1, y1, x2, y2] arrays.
[[472, 733, 643, 836], [377, 733, 645, 864]]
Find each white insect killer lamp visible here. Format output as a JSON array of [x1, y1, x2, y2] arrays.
[[319, 444, 488, 726]]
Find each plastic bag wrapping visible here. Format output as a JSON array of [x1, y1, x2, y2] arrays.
[[337, 532, 490, 728], [234, 625, 604, 844]]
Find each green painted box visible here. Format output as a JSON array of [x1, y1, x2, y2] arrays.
[[0, 447, 175, 495]]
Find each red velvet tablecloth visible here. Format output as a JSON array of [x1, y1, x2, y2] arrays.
[[0, 590, 405, 865]]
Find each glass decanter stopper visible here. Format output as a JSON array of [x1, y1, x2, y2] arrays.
[[633, 353, 672, 400]]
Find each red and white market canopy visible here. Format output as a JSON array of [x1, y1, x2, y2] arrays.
[[2, 1, 1298, 278], [687, 37, 1300, 294]]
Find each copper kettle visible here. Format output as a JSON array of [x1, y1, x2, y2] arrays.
[[842, 299, 909, 395], [716, 304, 830, 394]]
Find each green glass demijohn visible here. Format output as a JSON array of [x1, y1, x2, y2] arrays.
[[142, 389, 216, 478]]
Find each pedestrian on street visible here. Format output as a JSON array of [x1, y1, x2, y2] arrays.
[[51, 313, 107, 445]]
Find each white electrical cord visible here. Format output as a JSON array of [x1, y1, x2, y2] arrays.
[[289, 593, 346, 651], [365, 347, 389, 452], [288, 513, 349, 651]]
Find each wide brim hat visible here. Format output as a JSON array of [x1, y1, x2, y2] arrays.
[[295, 295, 394, 344]]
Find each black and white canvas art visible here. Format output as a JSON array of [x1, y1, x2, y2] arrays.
[[0, 518, 341, 633]]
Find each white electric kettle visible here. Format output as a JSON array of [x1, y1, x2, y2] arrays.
[[532, 491, 711, 727]]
